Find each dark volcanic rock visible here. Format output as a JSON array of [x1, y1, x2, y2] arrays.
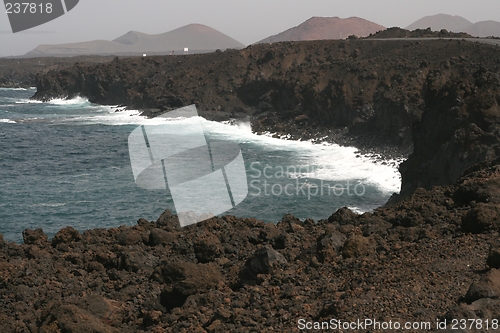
[[399, 64, 500, 199], [317, 231, 346, 262], [193, 232, 223, 263], [341, 234, 377, 258], [462, 203, 500, 233], [464, 269, 500, 303], [22, 228, 48, 246], [0, 56, 116, 88], [40, 301, 120, 333], [149, 228, 177, 246], [487, 243, 500, 269], [157, 259, 223, 310], [155, 209, 181, 231], [52, 226, 82, 247], [247, 246, 287, 275]]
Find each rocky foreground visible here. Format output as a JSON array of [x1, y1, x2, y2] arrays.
[[1, 157, 500, 332]]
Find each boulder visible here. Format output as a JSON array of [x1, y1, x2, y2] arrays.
[[158, 260, 223, 310], [341, 235, 377, 258], [464, 269, 500, 303], [22, 228, 48, 246], [51, 226, 81, 247]]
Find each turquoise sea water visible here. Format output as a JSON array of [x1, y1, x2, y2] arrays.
[[0, 88, 401, 243]]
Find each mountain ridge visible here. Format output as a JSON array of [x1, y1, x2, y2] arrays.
[[406, 13, 500, 37], [24, 24, 245, 57], [257, 16, 385, 43]]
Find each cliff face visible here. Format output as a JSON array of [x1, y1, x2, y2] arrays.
[[33, 39, 500, 199], [0, 56, 115, 88], [400, 64, 500, 197]]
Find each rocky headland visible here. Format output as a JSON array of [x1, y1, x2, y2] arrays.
[[0, 56, 117, 88], [1, 35, 500, 332]]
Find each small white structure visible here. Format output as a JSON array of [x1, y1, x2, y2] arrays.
[[142, 54, 147, 57], [184, 47, 189, 54]]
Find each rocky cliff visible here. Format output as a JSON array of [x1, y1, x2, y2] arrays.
[[0, 56, 115, 88], [33, 38, 500, 199]]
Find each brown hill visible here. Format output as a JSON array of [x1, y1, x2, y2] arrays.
[[257, 17, 385, 43], [24, 24, 245, 57], [406, 14, 473, 32], [465, 20, 500, 37]]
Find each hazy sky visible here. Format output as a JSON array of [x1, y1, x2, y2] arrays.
[[1, 0, 500, 56]]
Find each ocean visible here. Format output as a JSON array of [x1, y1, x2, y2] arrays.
[[0, 88, 401, 243]]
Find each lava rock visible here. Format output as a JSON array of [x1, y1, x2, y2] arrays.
[[148, 228, 177, 246], [464, 269, 500, 303], [341, 234, 377, 258], [193, 232, 223, 263], [116, 228, 146, 245], [317, 231, 347, 262], [22, 228, 48, 246], [51, 226, 81, 247], [158, 260, 223, 310], [487, 243, 500, 269], [328, 207, 358, 225], [155, 210, 181, 231], [462, 203, 500, 233]]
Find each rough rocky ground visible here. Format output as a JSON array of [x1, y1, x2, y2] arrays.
[[1, 157, 500, 332]]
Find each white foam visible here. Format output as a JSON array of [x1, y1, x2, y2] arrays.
[[0, 87, 27, 91], [67, 108, 148, 125], [14, 99, 42, 104], [31, 202, 67, 207], [0, 119, 16, 124], [48, 96, 91, 106], [193, 117, 401, 194], [347, 206, 366, 214], [307, 148, 401, 194]]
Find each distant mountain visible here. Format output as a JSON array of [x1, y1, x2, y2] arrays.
[[406, 14, 473, 32], [465, 20, 500, 37], [257, 17, 385, 44], [24, 24, 245, 57]]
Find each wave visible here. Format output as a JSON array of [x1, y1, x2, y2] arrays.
[[14, 99, 42, 104], [182, 117, 401, 195], [0, 119, 16, 123], [30, 202, 67, 207], [48, 96, 91, 106], [0, 87, 28, 91], [125, 115, 402, 194]]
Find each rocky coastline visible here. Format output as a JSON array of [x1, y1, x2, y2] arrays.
[[1, 35, 500, 332], [31, 38, 500, 198]]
